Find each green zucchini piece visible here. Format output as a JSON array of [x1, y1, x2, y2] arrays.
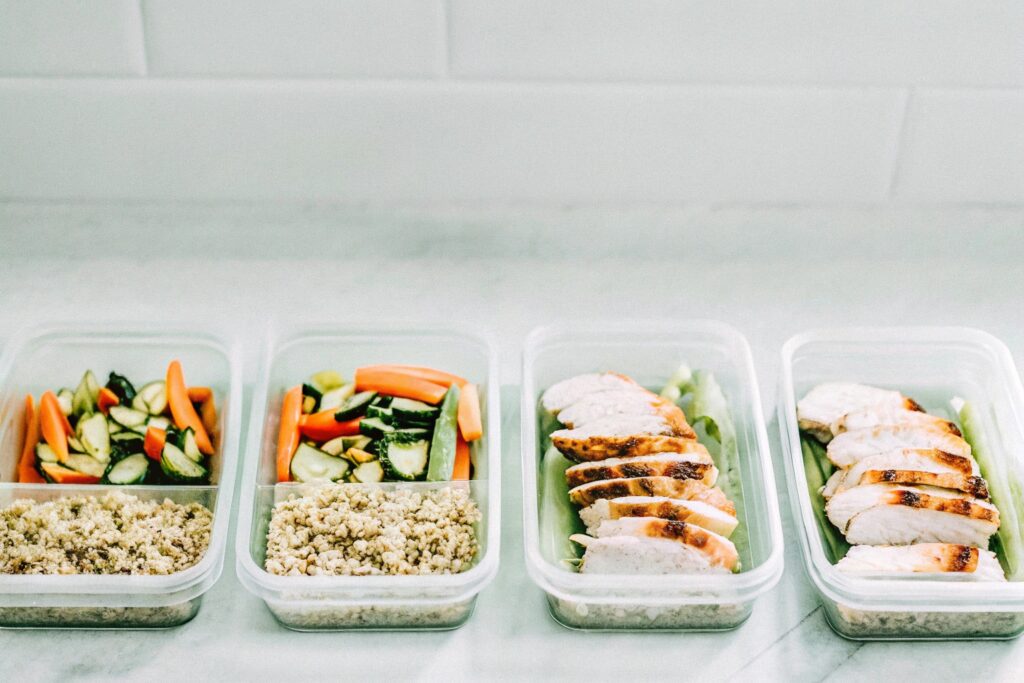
[[56, 388, 74, 416], [290, 443, 350, 483], [334, 390, 377, 421], [359, 417, 395, 440], [105, 372, 137, 405], [380, 432, 430, 481], [66, 453, 107, 478], [391, 398, 440, 423], [182, 427, 202, 462], [352, 460, 385, 483], [370, 395, 392, 408], [308, 370, 344, 393], [35, 443, 60, 463], [160, 442, 208, 483], [109, 405, 148, 429], [426, 385, 461, 482], [72, 370, 101, 415], [77, 412, 111, 462], [366, 404, 393, 422], [319, 384, 357, 413], [132, 380, 167, 416], [104, 453, 149, 485]]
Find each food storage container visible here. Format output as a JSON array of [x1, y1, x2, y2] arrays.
[[235, 324, 500, 631], [0, 323, 242, 628], [779, 326, 1024, 640], [521, 320, 784, 631]]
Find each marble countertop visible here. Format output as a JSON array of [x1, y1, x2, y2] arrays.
[[1, 203, 1024, 682]]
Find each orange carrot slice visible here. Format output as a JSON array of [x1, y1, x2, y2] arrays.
[[457, 383, 483, 442], [39, 391, 69, 463], [199, 395, 217, 436], [18, 395, 45, 484], [97, 387, 120, 414], [40, 462, 100, 485], [276, 385, 303, 483], [358, 365, 467, 388], [144, 426, 167, 462], [354, 368, 447, 405], [298, 411, 362, 441], [166, 360, 214, 455], [187, 386, 213, 403], [452, 435, 471, 481]]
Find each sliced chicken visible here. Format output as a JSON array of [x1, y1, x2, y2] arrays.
[[540, 373, 641, 414], [568, 476, 735, 516], [570, 535, 726, 575], [821, 450, 987, 499], [835, 544, 1005, 581], [575, 517, 739, 573], [551, 425, 702, 460], [557, 389, 693, 436], [798, 382, 922, 442], [825, 483, 999, 546], [831, 406, 961, 438], [826, 424, 972, 469], [579, 496, 739, 538], [565, 452, 717, 489]]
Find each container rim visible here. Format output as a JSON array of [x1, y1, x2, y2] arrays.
[[779, 325, 1024, 611], [234, 321, 502, 602], [0, 321, 243, 603], [520, 319, 784, 604]]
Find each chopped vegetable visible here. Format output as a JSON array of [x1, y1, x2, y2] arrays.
[[65, 453, 107, 478], [144, 426, 166, 462], [290, 443, 350, 483], [187, 386, 213, 403], [199, 392, 217, 436], [380, 431, 431, 481], [166, 360, 214, 455], [276, 385, 303, 483], [452, 435, 471, 481], [318, 384, 355, 413], [133, 380, 167, 415], [308, 370, 344, 393], [71, 370, 101, 415], [40, 462, 100, 485], [301, 383, 322, 414], [457, 383, 483, 442], [104, 453, 150, 484], [104, 372, 137, 405], [97, 387, 120, 414], [354, 368, 447, 405], [55, 389, 73, 417], [76, 412, 111, 462], [38, 391, 69, 464], [18, 395, 45, 484], [298, 410, 362, 441], [334, 390, 377, 421], [426, 385, 461, 481], [108, 405, 148, 430], [160, 442, 207, 483], [359, 365, 467, 388], [391, 397, 440, 425], [351, 460, 385, 483], [359, 416, 395, 440]]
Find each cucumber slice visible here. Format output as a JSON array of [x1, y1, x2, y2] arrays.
[[56, 389, 74, 416], [132, 380, 167, 416], [105, 372, 137, 404], [66, 453, 107, 478], [72, 370, 100, 415], [319, 384, 357, 413], [352, 460, 384, 483], [104, 453, 149, 485], [391, 398, 440, 423], [146, 416, 171, 432], [301, 383, 322, 414], [366, 404, 393, 422], [370, 395, 392, 408], [321, 434, 371, 456], [110, 431, 144, 443], [160, 442, 208, 483], [77, 412, 111, 462], [359, 417, 394, 440], [35, 443, 59, 463], [67, 435, 86, 453], [182, 428, 202, 462], [308, 370, 344, 393], [290, 443, 350, 483], [426, 385, 461, 482], [380, 431, 430, 481], [109, 405, 149, 429], [334, 390, 376, 421]]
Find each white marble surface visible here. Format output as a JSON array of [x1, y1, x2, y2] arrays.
[[1, 203, 1024, 682]]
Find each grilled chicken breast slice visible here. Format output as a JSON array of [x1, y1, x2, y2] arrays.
[[835, 544, 1005, 580], [831, 406, 961, 438], [584, 517, 739, 572], [540, 373, 641, 414], [570, 535, 728, 575], [565, 452, 717, 488], [568, 476, 735, 515], [821, 450, 987, 499], [825, 484, 999, 546], [579, 496, 739, 538], [552, 429, 702, 461], [798, 382, 922, 442], [557, 389, 694, 436], [826, 424, 972, 469]]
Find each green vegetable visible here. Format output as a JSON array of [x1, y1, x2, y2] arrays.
[[104, 453, 149, 484], [132, 380, 167, 415], [391, 397, 440, 425], [366, 404, 394, 422], [359, 417, 394, 440], [308, 370, 344, 393], [334, 390, 376, 420], [290, 443, 350, 483], [380, 431, 430, 481], [105, 372, 137, 405], [352, 460, 385, 483], [56, 389, 74, 416], [540, 446, 584, 569], [801, 434, 849, 563], [76, 412, 111, 463], [318, 384, 357, 413], [301, 383, 322, 414], [160, 442, 208, 483], [108, 405, 148, 429], [426, 385, 461, 482], [958, 399, 1024, 580], [65, 453, 107, 478], [72, 370, 101, 415]]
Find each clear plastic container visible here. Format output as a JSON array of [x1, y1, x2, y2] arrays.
[[235, 325, 500, 631], [0, 323, 242, 628], [779, 326, 1024, 640], [521, 320, 784, 631]]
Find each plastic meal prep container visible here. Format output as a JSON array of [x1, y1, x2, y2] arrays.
[[521, 320, 784, 631], [235, 325, 500, 631], [0, 323, 242, 628], [779, 326, 1024, 640]]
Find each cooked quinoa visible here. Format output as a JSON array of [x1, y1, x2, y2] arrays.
[[0, 491, 213, 575], [265, 485, 481, 576]]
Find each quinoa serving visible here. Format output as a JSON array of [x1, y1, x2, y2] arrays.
[[265, 485, 481, 576], [0, 491, 213, 575]]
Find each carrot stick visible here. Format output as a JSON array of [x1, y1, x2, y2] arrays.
[[97, 387, 120, 414], [199, 395, 218, 437], [457, 383, 483, 442], [452, 435, 471, 481], [298, 411, 362, 441], [39, 391, 69, 463], [187, 386, 213, 403], [57, 404, 72, 434], [358, 365, 467, 388], [18, 395, 45, 484], [144, 426, 166, 462], [276, 385, 303, 483], [40, 462, 100, 485], [354, 368, 447, 405], [166, 360, 214, 455]]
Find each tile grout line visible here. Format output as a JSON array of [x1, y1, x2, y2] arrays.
[[885, 87, 914, 200]]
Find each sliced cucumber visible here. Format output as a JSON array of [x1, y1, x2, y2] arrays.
[[366, 404, 393, 422], [111, 433, 145, 460], [104, 453, 149, 485], [308, 370, 344, 393], [334, 390, 376, 421], [319, 384, 357, 413], [111, 431, 144, 443], [160, 442, 208, 483], [35, 443, 59, 463], [301, 383, 322, 414], [72, 370, 100, 415], [391, 398, 440, 423], [147, 415, 171, 432], [132, 380, 167, 415], [77, 412, 111, 462], [380, 431, 430, 481], [352, 460, 384, 483], [370, 395, 392, 408], [67, 435, 86, 454], [359, 417, 395, 440], [290, 443, 351, 483], [321, 434, 371, 456], [182, 428, 202, 462], [66, 453, 107, 478], [109, 405, 149, 429], [56, 389, 74, 416], [105, 372, 137, 404]]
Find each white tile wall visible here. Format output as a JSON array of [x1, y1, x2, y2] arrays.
[[142, 0, 444, 77], [0, 0, 145, 76]]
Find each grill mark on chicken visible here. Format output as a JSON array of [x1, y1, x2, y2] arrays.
[[950, 545, 979, 573], [889, 489, 999, 523], [860, 469, 989, 498], [905, 398, 925, 413], [552, 434, 702, 461], [931, 450, 975, 474]]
